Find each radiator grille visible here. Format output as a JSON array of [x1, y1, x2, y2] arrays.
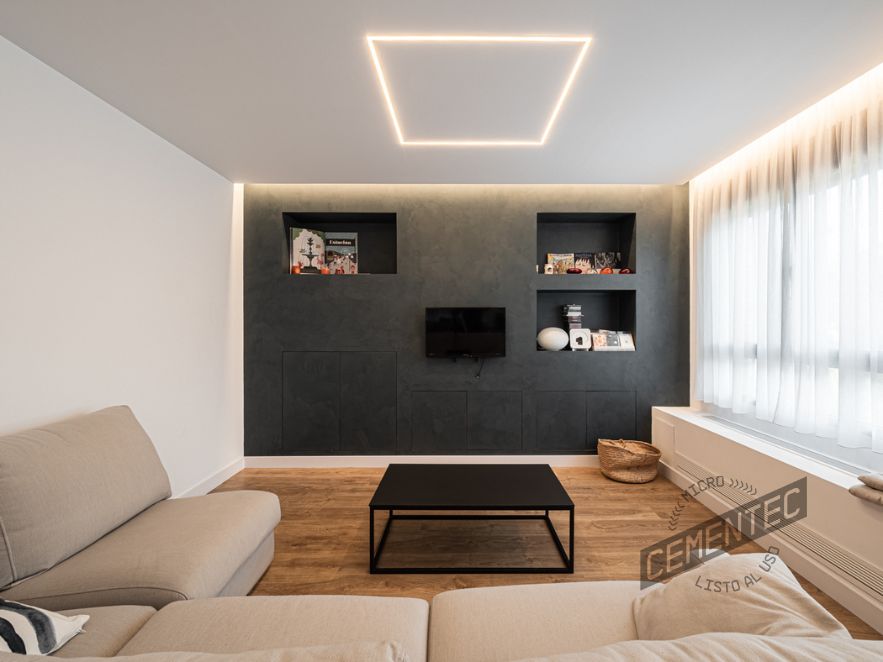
[[676, 458, 883, 600]]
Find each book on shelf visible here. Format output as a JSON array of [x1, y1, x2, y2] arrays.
[[574, 252, 594, 273], [591, 330, 635, 351], [547, 253, 575, 274], [325, 232, 358, 274], [290, 227, 325, 273]]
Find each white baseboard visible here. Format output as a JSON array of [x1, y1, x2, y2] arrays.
[[175, 457, 245, 498], [660, 460, 883, 635], [245, 454, 600, 468]]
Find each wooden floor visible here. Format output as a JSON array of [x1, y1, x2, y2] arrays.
[[215, 467, 881, 639]]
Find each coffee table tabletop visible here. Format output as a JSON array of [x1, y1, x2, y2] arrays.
[[370, 463, 574, 510]]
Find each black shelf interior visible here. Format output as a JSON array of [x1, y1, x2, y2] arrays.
[[283, 212, 397, 275], [536, 212, 636, 272], [536, 289, 636, 349]]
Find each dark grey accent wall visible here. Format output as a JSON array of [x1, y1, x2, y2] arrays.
[[244, 184, 689, 456]]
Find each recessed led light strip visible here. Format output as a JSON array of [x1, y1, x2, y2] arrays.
[[366, 35, 592, 147]]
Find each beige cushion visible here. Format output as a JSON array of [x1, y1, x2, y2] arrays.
[[429, 582, 640, 662], [858, 473, 883, 491], [1, 491, 280, 610], [118, 595, 429, 662], [632, 553, 850, 640], [54, 606, 155, 657], [0, 406, 171, 588], [513, 633, 883, 661], [849, 483, 883, 505], [20, 641, 408, 662]]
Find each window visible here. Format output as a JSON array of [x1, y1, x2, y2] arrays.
[[691, 63, 883, 473]]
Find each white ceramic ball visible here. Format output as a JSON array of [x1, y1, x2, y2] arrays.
[[537, 327, 569, 351]]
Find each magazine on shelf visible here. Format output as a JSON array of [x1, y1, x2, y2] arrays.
[[325, 232, 358, 274]]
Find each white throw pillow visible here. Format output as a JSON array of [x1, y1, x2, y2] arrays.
[[0, 599, 89, 655], [632, 552, 850, 640]]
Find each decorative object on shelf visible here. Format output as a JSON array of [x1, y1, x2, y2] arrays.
[[619, 267, 633, 274], [574, 252, 594, 273], [562, 304, 583, 331], [290, 226, 325, 274], [599, 267, 614, 274], [547, 253, 575, 274], [290, 263, 301, 275], [618, 332, 635, 351], [566, 267, 582, 274], [537, 327, 569, 351], [325, 232, 358, 274], [543, 264, 554, 274], [569, 329, 591, 351], [320, 266, 330, 275], [598, 439, 661, 483]]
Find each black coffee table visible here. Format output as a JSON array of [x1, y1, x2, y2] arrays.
[[368, 464, 574, 574]]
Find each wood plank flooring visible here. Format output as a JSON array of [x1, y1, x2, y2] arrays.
[[215, 467, 881, 639]]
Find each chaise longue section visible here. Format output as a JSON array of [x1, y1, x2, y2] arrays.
[[0, 406, 280, 610]]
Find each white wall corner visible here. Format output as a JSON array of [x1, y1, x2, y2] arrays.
[[175, 457, 245, 498]]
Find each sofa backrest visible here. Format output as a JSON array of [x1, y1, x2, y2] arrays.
[[0, 405, 171, 588]]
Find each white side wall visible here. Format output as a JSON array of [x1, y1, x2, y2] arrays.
[[0, 37, 242, 495]]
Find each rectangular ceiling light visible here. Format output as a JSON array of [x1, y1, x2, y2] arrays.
[[366, 35, 592, 147]]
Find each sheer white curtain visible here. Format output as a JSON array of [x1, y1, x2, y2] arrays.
[[692, 63, 883, 459]]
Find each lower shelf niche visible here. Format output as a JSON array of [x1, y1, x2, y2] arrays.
[[536, 289, 636, 352]]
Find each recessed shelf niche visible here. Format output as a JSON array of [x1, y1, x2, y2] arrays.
[[283, 212, 397, 275], [536, 289, 636, 351], [536, 212, 636, 273]]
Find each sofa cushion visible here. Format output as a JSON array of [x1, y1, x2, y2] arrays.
[[53, 606, 155, 658], [1, 491, 280, 610], [511, 633, 883, 661], [19, 641, 409, 662], [428, 581, 640, 662], [632, 553, 850, 640], [0, 406, 171, 588], [118, 595, 429, 662]]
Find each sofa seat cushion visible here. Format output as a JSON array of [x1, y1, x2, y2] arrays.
[[53, 606, 155, 658], [1, 491, 280, 610], [429, 581, 641, 662], [13, 642, 407, 662], [0, 406, 171, 588], [117, 595, 430, 662], [511, 633, 883, 661]]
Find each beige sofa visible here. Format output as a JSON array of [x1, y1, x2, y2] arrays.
[[25, 581, 882, 661], [0, 406, 281, 610]]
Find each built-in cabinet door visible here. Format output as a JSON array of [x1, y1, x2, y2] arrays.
[[282, 351, 340, 452], [411, 391, 468, 451], [467, 391, 522, 450], [340, 352, 397, 452], [586, 390, 637, 451], [535, 391, 587, 451]]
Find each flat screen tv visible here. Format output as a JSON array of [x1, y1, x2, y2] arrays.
[[425, 307, 506, 358]]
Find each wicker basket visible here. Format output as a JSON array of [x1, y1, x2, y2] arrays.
[[598, 439, 661, 483]]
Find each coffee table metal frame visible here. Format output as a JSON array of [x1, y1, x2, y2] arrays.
[[369, 464, 575, 574]]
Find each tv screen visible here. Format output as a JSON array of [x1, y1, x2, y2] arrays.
[[425, 307, 506, 358]]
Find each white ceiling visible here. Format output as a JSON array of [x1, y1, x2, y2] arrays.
[[2, 0, 883, 184]]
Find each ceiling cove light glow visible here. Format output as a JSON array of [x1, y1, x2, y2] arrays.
[[366, 35, 592, 147]]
